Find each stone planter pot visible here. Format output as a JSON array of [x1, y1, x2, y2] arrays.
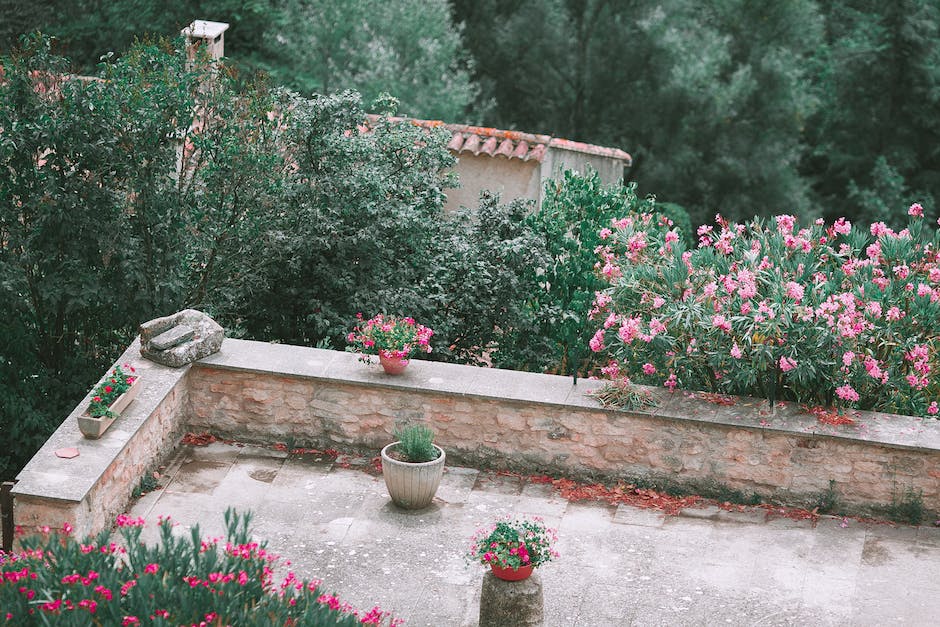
[[378, 354, 409, 375], [380, 442, 445, 509], [77, 376, 142, 439]]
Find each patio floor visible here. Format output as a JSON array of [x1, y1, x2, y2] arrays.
[[128, 441, 940, 626]]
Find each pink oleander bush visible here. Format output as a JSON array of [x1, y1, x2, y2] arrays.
[[346, 313, 434, 361], [589, 204, 940, 417], [0, 510, 400, 626]]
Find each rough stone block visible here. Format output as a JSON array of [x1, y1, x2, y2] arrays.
[[140, 309, 223, 367], [479, 571, 544, 627], [150, 324, 195, 350]]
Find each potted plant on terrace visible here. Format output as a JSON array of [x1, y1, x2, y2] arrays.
[[468, 517, 559, 581], [380, 424, 445, 509], [77, 363, 142, 439], [346, 313, 433, 375]]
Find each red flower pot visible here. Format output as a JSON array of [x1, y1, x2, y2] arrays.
[[489, 563, 534, 581], [379, 354, 409, 375]]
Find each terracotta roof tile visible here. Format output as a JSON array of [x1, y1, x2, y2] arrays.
[[527, 143, 547, 162], [480, 136, 498, 156], [446, 133, 464, 152], [366, 115, 631, 166], [462, 133, 481, 155], [494, 138, 514, 158]]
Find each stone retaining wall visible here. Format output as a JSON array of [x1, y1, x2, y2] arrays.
[[13, 338, 940, 538], [11, 340, 190, 537], [188, 341, 940, 515]]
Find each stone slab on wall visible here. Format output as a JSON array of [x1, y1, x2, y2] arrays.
[[12, 339, 190, 537], [188, 339, 940, 515]]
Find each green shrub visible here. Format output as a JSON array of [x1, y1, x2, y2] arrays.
[[393, 424, 438, 463], [887, 488, 925, 525], [525, 170, 654, 377], [0, 509, 399, 625]]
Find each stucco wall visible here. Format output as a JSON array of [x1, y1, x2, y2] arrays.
[[445, 154, 540, 212]]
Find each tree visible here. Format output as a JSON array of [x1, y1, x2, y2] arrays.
[[806, 0, 940, 226], [266, 0, 480, 120], [453, 0, 824, 225]]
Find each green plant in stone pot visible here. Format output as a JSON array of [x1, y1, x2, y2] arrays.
[[380, 424, 445, 509], [391, 424, 438, 463]]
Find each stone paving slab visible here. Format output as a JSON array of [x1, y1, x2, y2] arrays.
[[128, 443, 940, 626]]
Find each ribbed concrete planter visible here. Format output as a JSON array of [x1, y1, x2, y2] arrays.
[[381, 442, 445, 509], [77, 376, 142, 439]]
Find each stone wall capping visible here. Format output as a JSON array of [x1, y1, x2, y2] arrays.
[[13, 337, 940, 538]]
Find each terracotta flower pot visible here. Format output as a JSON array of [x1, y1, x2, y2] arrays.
[[490, 563, 534, 581], [380, 442, 445, 509], [77, 376, 142, 439], [379, 354, 409, 375]]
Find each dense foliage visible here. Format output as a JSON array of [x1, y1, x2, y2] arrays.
[[0, 510, 399, 625], [0, 0, 478, 121], [453, 0, 940, 228], [5, 2, 940, 227], [0, 38, 544, 479], [590, 206, 940, 417]]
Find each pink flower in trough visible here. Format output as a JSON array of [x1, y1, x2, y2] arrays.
[[928, 402, 939, 416], [779, 356, 797, 372], [642, 362, 656, 375]]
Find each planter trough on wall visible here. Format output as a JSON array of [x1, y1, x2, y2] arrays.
[[77, 376, 142, 439]]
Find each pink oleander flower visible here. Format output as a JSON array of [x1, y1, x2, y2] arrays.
[[842, 351, 855, 367], [664, 373, 678, 390], [833, 217, 851, 235], [779, 356, 797, 372], [836, 385, 860, 402], [712, 314, 731, 332], [600, 361, 621, 377], [589, 329, 605, 353], [642, 363, 656, 375], [928, 402, 938, 415], [909, 203, 924, 217], [775, 214, 796, 235], [784, 281, 804, 301], [730, 343, 742, 359]]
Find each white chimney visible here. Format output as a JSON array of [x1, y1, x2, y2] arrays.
[[182, 20, 229, 63]]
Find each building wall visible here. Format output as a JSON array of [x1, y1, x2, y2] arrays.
[[444, 154, 541, 212]]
